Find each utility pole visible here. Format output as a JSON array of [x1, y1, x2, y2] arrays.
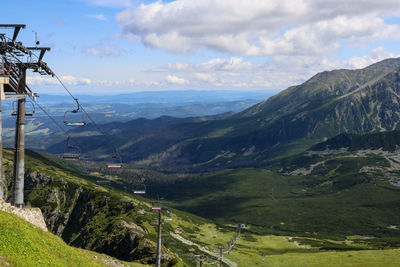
[[0, 75, 4, 199], [219, 247, 223, 267], [12, 97, 26, 207], [156, 209, 162, 267]]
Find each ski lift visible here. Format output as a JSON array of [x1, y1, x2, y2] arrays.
[[11, 101, 35, 116], [106, 153, 122, 168], [133, 183, 146, 194], [64, 98, 86, 126], [96, 179, 111, 185], [62, 136, 81, 160], [174, 228, 183, 234]]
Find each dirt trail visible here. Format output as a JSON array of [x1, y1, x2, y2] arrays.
[[170, 232, 238, 267]]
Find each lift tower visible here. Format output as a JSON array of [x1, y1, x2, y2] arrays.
[[0, 24, 53, 207]]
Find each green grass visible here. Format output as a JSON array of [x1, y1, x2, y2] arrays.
[[3, 148, 400, 266], [148, 152, 400, 244], [168, 222, 400, 267], [266, 249, 400, 267], [0, 210, 145, 267], [1, 149, 185, 266]]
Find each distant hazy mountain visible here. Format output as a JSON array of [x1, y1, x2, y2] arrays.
[[30, 58, 400, 171], [34, 90, 277, 105], [2, 90, 275, 139]]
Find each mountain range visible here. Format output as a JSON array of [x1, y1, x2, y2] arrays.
[[26, 57, 400, 172], [3, 58, 400, 266]]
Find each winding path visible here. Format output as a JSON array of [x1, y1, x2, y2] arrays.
[[170, 232, 238, 267]]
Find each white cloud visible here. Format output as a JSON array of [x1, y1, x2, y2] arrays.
[[323, 47, 400, 69], [60, 76, 92, 86], [160, 57, 261, 87], [165, 75, 188, 85], [194, 73, 216, 83], [87, 14, 108, 21], [156, 46, 400, 91], [26, 76, 58, 86], [26, 75, 92, 86], [142, 81, 160, 86], [165, 57, 257, 73], [117, 0, 400, 56]]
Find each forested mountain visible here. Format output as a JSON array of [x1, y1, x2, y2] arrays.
[[29, 58, 400, 172]]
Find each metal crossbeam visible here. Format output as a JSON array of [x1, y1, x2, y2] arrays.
[[0, 24, 26, 42], [0, 24, 52, 207]]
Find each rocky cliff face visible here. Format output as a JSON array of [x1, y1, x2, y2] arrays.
[[4, 167, 176, 266]]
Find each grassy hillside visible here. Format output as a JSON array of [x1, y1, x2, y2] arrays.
[[2, 149, 183, 266], [310, 130, 400, 152], [143, 139, 400, 248], [0, 210, 145, 267], [1, 149, 400, 266]]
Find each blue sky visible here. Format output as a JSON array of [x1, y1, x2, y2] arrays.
[[2, 0, 400, 95]]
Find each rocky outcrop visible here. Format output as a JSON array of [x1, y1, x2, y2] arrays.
[[16, 168, 176, 265], [24, 170, 54, 190], [0, 198, 48, 232]]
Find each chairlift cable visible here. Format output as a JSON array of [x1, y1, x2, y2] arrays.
[[7, 43, 122, 162], [28, 95, 71, 138], [52, 72, 122, 159], [2, 50, 71, 139]]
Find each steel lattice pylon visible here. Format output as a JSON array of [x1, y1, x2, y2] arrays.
[[0, 24, 52, 207]]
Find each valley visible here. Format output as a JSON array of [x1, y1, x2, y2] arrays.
[[2, 4, 400, 266], [1, 148, 400, 266], [24, 58, 400, 173], [2, 56, 400, 266]]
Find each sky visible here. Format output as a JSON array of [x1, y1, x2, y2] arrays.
[[2, 0, 400, 95]]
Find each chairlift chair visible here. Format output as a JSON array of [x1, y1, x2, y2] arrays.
[[133, 183, 146, 194], [62, 136, 81, 160], [106, 153, 122, 168], [11, 100, 35, 116], [64, 98, 86, 126]]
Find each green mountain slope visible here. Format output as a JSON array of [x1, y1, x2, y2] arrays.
[[0, 210, 144, 267], [142, 131, 400, 248], [310, 130, 400, 152], [2, 149, 400, 266], [2, 149, 181, 266], [28, 57, 400, 172]]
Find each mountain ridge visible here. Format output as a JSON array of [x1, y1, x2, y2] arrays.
[[28, 57, 400, 171]]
